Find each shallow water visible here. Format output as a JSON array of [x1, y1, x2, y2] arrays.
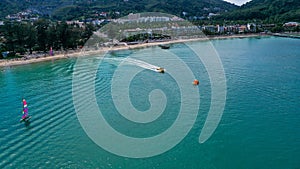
[[0, 37, 300, 169]]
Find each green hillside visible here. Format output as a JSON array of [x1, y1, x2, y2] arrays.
[[2, 0, 299, 23], [217, 0, 300, 22], [0, 0, 28, 18], [0, 0, 238, 20]]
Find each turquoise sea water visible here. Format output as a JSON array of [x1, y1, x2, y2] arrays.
[[0, 37, 300, 168]]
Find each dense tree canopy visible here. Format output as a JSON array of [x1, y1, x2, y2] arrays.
[[0, 19, 96, 58], [0, 0, 237, 20], [217, 0, 300, 23]]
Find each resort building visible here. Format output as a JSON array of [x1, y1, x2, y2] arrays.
[[283, 22, 299, 27], [247, 23, 257, 32]]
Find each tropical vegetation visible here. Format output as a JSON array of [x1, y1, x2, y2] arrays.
[[216, 0, 300, 23], [0, 19, 96, 58]]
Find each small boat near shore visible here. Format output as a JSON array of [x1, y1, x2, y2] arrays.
[[158, 44, 170, 49]]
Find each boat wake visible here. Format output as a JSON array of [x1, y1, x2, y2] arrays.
[[105, 57, 164, 73]]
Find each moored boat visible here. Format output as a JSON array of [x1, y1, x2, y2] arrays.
[[158, 44, 170, 49]]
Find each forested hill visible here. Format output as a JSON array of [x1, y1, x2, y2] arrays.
[[0, 0, 238, 20], [217, 0, 300, 22]]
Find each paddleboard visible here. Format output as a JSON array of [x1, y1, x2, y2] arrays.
[[20, 116, 31, 123]]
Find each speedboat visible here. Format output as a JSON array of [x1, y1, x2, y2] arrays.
[[156, 67, 165, 73]]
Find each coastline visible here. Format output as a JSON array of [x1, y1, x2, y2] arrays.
[[0, 33, 265, 68]]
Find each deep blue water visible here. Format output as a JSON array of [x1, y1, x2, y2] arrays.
[[0, 37, 300, 168]]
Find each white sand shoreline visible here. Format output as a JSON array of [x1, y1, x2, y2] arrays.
[[0, 34, 266, 67]]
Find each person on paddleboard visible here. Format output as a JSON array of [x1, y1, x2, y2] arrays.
[[23, 98, 27, 108], [22, 98, 28, 119], [22, 109, 28, 119]]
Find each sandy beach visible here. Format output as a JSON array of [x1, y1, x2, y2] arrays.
[[0, 34, 264, 67]]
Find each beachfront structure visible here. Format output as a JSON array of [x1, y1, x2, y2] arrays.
[[203, 25, 217, 33], [238, 25, 247, 33], [260, 24, 276, 30], [217, 25, 225, 33], [201, 24, 259, 34], [225, 25, 239, 33], [283, 22, 299, 27], [247, 23, 257, 32]]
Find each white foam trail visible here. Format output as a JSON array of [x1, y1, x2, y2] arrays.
[[125, 58, 161, 71], [105, 57, 162, 72]]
